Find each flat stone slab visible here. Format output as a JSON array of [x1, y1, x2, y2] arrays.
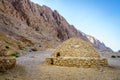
[[46, 57, 108, 68], [0, 57, 16, 71]]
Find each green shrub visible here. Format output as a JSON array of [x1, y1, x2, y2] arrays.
[[118, 50, 120, 53], [117, 56, 120, 58], [7, 51, 20, 57], [20, 47, 27, 51], [111, 55, 116, 58]]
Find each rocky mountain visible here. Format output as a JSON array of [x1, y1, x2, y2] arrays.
[[86, 35, 112, 51], [0, 0, 112, 51]]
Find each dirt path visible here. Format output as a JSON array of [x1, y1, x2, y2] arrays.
[[0, 50, 120, 80]]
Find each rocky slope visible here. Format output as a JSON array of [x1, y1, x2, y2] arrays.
[[86, 35, 112, 51], [0, 0, 112, 51]]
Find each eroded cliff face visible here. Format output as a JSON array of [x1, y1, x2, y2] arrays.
[[0, 0, 112, 51], [86, 35, 112, 51]]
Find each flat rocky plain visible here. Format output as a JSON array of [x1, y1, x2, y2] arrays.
[[0, 50, 120, 80]]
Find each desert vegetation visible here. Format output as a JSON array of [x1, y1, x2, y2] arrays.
[[6, 50, 20, 57]]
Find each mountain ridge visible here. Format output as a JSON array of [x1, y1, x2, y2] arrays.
[[0, 0, 112, 51]]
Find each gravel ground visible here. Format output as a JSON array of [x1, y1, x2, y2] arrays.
[[0, 50, 120, 80]]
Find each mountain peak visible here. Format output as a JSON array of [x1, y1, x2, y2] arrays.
[[86, 35, 112, 51]]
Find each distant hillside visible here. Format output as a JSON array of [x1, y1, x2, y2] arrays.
[[0, 0, 112, 51]]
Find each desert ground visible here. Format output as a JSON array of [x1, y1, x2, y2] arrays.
[[0, 49, 120, 80]]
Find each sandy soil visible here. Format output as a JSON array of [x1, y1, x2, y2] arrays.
[[0, 50, 120, 80]]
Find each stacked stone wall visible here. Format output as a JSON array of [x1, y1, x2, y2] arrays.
[[46, 57, 108, 68], [0, 57, 16, 71]]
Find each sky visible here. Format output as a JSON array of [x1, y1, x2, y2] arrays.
[[31, 0, 120, 51]]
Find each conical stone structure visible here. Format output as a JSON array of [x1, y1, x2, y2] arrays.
[[52, 38, 100, 58], [46, 38, 108, 68]]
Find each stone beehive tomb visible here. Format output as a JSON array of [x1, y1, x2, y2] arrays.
[[0, 49, 16, 72], [46, 38, 108, 68], [0, 57, 16, 72]]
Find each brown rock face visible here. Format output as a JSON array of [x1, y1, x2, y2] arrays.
[[0, 0, 112, 51]]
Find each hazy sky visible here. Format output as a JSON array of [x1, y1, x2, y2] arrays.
[[31, 0, 120, 51]]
